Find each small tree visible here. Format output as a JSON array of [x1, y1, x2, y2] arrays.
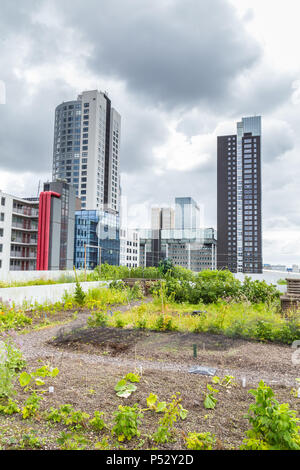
[[73, 267, 86, 306]]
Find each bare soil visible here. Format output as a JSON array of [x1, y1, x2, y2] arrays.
[[1, 300, 300, 450]]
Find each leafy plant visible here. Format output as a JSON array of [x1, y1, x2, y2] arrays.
[[152, 393, 188, 444], [241, 380, 300, 450], [212, 375, 237, 388], [89, 411, 106, 431], [21, 392, 43, 419], [146, 393, 167, 413], [47, 404, 90, 430], [0, 341, 26, 398], [19, 365, 59, 392], [185, 431, 216, 450], [114, 379, 137, 398], [57, 431, 89, 450], [203, 384, 219, 410], [112, 404, 143, 441], [0, 398, 20, 415]]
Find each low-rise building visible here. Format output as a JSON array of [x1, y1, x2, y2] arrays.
[[0, 190, 39, 273], [138, 228, 217, 272]]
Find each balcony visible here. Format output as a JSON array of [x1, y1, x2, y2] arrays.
[[10, 253, 37, 260], [12, 207, 39, 218], [11, 222, 38, 231], [11, 236, 37, 245]]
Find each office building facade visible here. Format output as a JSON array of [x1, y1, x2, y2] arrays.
[[37, 181, 77, 270], [74, 210, 120, 270], [52, 90, 121, 213], [139, 228, 217, 271], [175, 197, 200, 230], [217, 116, 262, 273]]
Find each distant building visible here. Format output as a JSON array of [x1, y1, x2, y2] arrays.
[[37, 181, 77, 270], [120, 228, 139, 268], [0, 190, 39, 272], [217, 116, 262, 273], [264, 264, 287, 272], [175, 197, 200, 230], [138, 228, 217, 272], [74, 210, 120, 270]]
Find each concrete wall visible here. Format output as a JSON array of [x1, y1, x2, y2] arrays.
[[0, 280, 109, 307], [0, 269, 80, 283]]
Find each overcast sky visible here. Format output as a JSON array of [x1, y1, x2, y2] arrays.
[[0, 0, 300, 265]]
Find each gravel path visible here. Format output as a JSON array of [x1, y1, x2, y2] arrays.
[[3, 303, 300, 388]]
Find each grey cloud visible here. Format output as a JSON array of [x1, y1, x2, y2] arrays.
[[57, 0, 261, 109], [0, 78, 73, 173]]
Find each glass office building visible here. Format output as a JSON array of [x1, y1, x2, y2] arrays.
[[74, 210, 120, 270]]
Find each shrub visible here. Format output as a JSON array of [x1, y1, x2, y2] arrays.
[[112, 404, 143, 441], [241, 381, 300, 450]]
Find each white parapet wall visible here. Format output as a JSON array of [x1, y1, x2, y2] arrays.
[[234, 270, 300, 293], [0, 281, 110, 307], [0, 270, 92, 283]]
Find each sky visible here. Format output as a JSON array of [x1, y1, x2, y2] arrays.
[[0, 0, 300, 266]]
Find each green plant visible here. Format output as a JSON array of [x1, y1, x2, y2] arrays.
[[87, 309, 108, 327], [0, 341, 26, 398], [114, 379, 137, 398], [152, 393, 188, 444], [19, 364, 59, 392], [241, 381, 300, 450], [57, 431, 89, 450], [89, 411, 106, 431], [124, 372, 140, 383], [203, 384, 219, 410], [73, 267, 86, 306], [212, 375, 237, 388], [0, 398, 20, 415], [18, 430, 44, 449], [21, 391, 43, 419], [185, 431, 216, 450], [146, 393, 167, 413], [47, 404, 90, 430], [112, 404, 143, 441], [95, 436, 110, 450]]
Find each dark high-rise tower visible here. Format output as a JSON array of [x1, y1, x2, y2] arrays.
[[217, 116, 262, 273]]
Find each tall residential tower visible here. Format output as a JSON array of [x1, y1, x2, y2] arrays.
[[217, 116, 262, 273], [52, 90, 121, 213]]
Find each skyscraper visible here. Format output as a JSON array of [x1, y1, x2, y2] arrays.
[[175, 197, 200, 230], [217, 116, 262, 273], [52, 90, 121, 213]]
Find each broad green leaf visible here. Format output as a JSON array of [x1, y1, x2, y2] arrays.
[[156, 402, 167, 413], [19, 372, 31, 387], [204, 395, 217, 410], [114, 379, 127, 392]]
